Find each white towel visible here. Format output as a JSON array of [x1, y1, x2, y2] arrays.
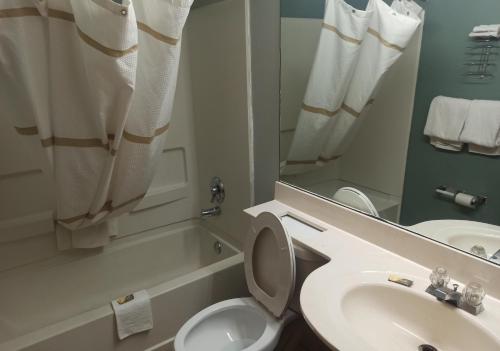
[[469, 31, 500, 39], [424, 96, 471, 151], [468, 144, 500, 156], [460, 99, 500, 155], [470, 24, 500, 38], [111, 290, 153, 340], [473, 24, 500, 33]]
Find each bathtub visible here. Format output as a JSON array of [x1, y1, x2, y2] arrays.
[[0, 221, 247, 351]]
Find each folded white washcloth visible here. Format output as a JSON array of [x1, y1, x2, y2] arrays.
[[469, 31, 500, 39], [111, 290, 153, 340], [459, 100, 500, 154], [424, 96, 472, 151], [473, 24, 500, 33], [468, 144, 500, 156], [428, 137, 463, 152]]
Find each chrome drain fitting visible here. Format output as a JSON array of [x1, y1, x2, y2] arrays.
[[214, 241, 223, 255], [418, 345, 438, 351]]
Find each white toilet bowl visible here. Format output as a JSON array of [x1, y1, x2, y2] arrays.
[[174, 298, 295, 351], [174, 212, 325, 351]]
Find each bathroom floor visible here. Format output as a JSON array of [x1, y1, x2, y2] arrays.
[[274, 317, 334, 351]]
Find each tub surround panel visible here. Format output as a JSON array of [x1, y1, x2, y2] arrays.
[[187, 0, 254, 246]]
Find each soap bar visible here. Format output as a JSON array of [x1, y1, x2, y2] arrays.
[[388, 274, 414, 287]]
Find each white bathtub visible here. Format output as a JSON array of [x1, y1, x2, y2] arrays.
[[0, 221, 247, 351]]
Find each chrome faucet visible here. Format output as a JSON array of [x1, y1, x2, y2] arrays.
[[426, 267, 485, 315], [201, 177, 225, 218], [200, 206, 222, 217]]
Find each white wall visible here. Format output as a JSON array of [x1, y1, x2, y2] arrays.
[[250, 0, 281, 204], [280, 17, 423, 201], [0, 0, 255, 271], [186, 0, 254, 245]]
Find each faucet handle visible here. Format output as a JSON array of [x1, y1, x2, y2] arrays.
[[430, 267, 450, 288], [209, 177, 225, 204], [463, 282, 485, 306]]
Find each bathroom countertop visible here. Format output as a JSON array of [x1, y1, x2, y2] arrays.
[[245, 200, 500, 351]]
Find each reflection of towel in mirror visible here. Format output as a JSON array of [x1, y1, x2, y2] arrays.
[[473, 24, 500, 33], [423, 96, 471, 151], [460, 100, 500, 156], [469, 24, 500, 38]]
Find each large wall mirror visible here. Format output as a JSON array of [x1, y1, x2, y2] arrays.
[[279, 0, 500, 265]]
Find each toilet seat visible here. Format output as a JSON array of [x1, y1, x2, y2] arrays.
[[332, 187, 379, 217], [244, 212, 296, 318], [174, 212, 298, 351]]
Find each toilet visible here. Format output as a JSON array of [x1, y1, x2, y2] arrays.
[[332, 186, 379, 217], [174, 211, 325, 351]]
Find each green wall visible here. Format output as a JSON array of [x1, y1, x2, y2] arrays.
[[280, 0, 371, 18], [401, 0, 500, 226], [280, 0, 325, 18]]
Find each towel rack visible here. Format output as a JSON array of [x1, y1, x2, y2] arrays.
[[465, 38, 499, 81]]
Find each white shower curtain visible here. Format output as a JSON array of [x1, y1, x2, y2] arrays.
[[0, 0, 193, 248], [282, 0, 422, 175]]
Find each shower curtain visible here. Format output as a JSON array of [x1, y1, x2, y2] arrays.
[[0, 0, 193, 249], [282, 0, 423, 175]]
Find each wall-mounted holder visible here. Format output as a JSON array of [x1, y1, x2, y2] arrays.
[[435, 186, 487, 209], [465, 38, 499, 81]]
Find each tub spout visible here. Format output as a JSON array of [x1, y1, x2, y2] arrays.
[[201, 206, 221, 218]]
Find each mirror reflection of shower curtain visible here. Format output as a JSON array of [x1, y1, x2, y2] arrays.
[[282, 0, 422, 175], [0, 0, 193, 249]]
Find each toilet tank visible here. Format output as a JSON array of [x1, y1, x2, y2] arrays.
[[290, 241, 328, 313]]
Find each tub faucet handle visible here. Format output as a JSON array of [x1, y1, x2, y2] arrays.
[[209, 176, 225, 204]]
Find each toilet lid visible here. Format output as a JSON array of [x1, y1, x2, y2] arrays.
[[332, 187, 379, 217], [244, 212, 296, 318]]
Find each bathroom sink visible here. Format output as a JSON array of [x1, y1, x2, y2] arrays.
[[342, 284, 499, 351], [409, 220, 500, 259], [301, 271, 500, 351]]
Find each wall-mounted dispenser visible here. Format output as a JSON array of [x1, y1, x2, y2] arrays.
[[435, 186, 487, 209]]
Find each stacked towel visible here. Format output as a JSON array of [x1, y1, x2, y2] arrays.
[[460, 100, 500, 155], [423, 96, 471, 151], [469, 24, 500, 38]]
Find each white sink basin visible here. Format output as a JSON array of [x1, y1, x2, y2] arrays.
[[343, 284, 499, 351], [301, 271, 500, 351], [409, 220, 500, 260]]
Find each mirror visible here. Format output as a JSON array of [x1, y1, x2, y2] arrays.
[[279, 0, 500, 265]]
